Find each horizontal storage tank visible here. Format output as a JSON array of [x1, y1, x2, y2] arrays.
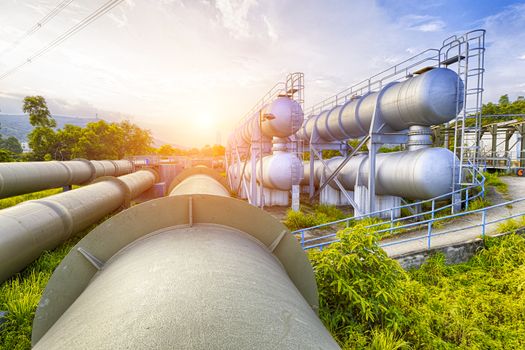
[[232, 96, 304, 147], [307, 148, 458, 200], [245, 151, 304, 191], [298, 68, 464, 142]]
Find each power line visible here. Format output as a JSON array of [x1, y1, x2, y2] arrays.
[[0, 0, 125, 81], [0, 0, 76, 58]]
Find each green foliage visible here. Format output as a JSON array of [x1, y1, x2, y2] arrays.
[[312, 231, 525, 349], [22, 96, 56, 128], [21, 95, 153, 161], [483, 171, 508, 194], [283, 204, 345, 231], [495, 216, 525, 235], [157, 144, 225, 157], [467, 196, 492, 211], [309, 226, 407, 342], [378, 145, 403, 153], [0, 135, 22, 154], [481, 94, 525, 120], [0, 188, 63, 210], [0, 149, 15, 162], [0, 220, 105, 349]]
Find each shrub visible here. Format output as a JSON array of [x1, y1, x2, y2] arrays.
[[483, 171, 508, 194]]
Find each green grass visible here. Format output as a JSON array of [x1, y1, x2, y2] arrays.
[[310, 225, 525, 349], [0, 218, 110, 349], [283, 204, 346, 231], [483, 171, 509, 194], [467, 196, 492, 211], [0, 188, 63, 209]]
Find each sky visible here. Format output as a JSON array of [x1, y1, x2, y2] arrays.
[[0, 0, 524, 147]]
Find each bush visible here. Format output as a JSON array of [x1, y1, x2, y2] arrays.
[[483, 171, 508, 194], [283, 204, 345, 231], [310, 229, 525, 349]]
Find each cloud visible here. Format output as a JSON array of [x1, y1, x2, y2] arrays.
[[214, 0, 258, 39], [400, 15, 445, 32], [262, 15, 278, 41]]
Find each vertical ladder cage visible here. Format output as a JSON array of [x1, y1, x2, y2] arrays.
[[303, 29, 485, 216], [439, 30, 486, 190]]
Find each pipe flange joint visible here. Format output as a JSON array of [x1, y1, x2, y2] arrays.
[[31, 199, 74, 240], [93, 176, 131, 208], [72, 158, 98, 185]]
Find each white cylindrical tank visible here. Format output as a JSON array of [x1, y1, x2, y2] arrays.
[[234, 96, 304, 145], [298, 68, 464, 142], [309, 148, 458, 200], [244, 152, 303, 191]]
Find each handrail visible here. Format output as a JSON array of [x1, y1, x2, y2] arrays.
[[301, 195, 525, 251], [306, 48, 440, 116], [292, 165, 485, 236]]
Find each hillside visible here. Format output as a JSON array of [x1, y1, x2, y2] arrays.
[[0, 114, 99, 142]]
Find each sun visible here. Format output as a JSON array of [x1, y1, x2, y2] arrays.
[[195, 113, 215, 129]]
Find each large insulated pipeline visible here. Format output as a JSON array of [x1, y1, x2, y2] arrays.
[[32, 167, 340, 349], [303, 147, 458, 200], [298, 68, 464, 142], [0, 169, 157, 283], [0, 159, 133, 198]]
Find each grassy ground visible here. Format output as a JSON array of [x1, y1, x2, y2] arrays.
[[0, 188, 108, 349], [0, 188, 64, 210], [0, 221, 106, 349]]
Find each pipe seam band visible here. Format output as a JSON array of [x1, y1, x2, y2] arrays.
[[93, 176, 131, 208], [56, 161, 74, 185], [72, 158, 98, 185], [31, 199, 74, 240]]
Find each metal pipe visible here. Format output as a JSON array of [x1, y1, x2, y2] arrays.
[[0, 169, 157, 283], [243, 151, 304, 191], [32, 169, 339, 349], [298, 68, 464, 142], [306, 147, 459, 200], [0, 159, 134, 198]]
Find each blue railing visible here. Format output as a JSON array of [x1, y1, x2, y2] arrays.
[[293, 167, 489, 250], [300, 196, 525, 251]]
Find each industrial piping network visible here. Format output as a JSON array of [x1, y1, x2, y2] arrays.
[[227, 92, 305, 209], [0, 168, 157, 283], [298, 67, 465, 214], [0, 159, 133, 198], [31, 167, 340, 349]]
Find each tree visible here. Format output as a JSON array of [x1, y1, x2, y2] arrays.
[[0, 136, 23, 154], [23, 96, 56, 128], [0, 149, 15, 162]]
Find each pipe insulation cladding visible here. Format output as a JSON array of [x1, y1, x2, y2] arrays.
[[0, 169, 157, 283], [32, 168, 340, 349], [0, 159, 133, 198], [298, 68, 464, 142], [305, 148, 459, 200], [229, 96, 304, 148]]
